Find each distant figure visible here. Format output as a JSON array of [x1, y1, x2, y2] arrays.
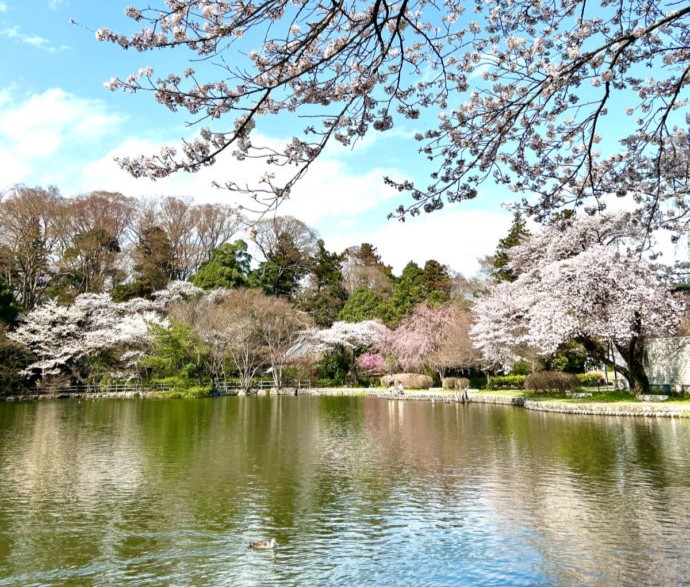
[[250, 538, 277, 550], [397, 382, 404, 396]]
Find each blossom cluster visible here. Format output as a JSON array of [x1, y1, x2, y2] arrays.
[[95, 0, 690, 223]]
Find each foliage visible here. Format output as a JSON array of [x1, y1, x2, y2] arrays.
[[0, 276, 18, 325], [176, 288, 308, 390], [190, 240, 251, 289], [140, 320, 209, 385], [391, 262, 426, 317], [386, 304, 475, 372], [471, 212, 682, 393], [0, 185, 61, 310], [340, 287, 394, 325], [545, 341, 588, 373], [488, 375, 527, 390], [0, 327, 36, 394], [153, 378, 213, 397], [8, 292, 167, 384], [524, 371, 581, 393], [97, 1, 690, 230], [316, 349, 350, 386], [422, 260, 452, 306], [296, 239, 347, 326], [576, 372, 607, 387], [442, 377, 469, 390], [379, 373, 433, 390], [358, 352, 385, 376], [341, 243, 395, 296], [302, 319, 388, 383], [132, 225, 174, 294], [492, 214, 530, 284]]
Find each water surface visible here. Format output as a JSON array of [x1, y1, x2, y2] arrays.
[[0, 396, 689, 586]]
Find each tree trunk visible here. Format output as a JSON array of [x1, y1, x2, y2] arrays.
[[614, 336, 650, 395], [578, 334, 650, 395]]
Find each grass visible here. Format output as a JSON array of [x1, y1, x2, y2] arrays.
[[474, 389, 690, 405]]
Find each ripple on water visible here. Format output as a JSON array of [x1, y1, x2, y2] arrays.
[[1, 398, 690, 586]]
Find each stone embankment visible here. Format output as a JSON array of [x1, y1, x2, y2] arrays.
[[303, 388, 690, 418], [4, 387, 690, 417]]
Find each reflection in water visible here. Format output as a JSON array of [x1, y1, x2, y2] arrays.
[[0, 397, 689, 586]]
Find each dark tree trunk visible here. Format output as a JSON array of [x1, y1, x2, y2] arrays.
[[614, 337, 650, 395], [577, 331, 650, 395]]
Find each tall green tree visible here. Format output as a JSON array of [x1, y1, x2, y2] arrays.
[[391, 261, 426, 319], [190, 240, 251, 290], [422, 259, 452, 306], [492, 213, 530, 283], [141, 320, 209, 387], [252, 231, 310, 298], [298, 239, 347, 326], [340, 287, 395, 326], [0, 276, 18, 325]]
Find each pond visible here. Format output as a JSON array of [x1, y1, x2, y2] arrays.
[[0, 396, 688, 586]]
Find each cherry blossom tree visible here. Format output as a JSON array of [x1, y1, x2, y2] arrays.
[[8, 293, 166, 385], [384, 302, 479, 378], [358, 352, 385, 376], [387, 304, 457, 373], [96, 1, 689, 228], [471, 212, 683, 393], [300, 320, 388, 381]]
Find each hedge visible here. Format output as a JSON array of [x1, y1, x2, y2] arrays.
[[380, 373, 434, 389], [442, 377, 470, 390], [488, 374, 527, 389], [524, 371, 580, 392]]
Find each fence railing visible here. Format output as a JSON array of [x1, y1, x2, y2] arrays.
[[21, 379, 312, 396]]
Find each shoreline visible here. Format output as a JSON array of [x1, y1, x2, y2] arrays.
[[2, 387, 690, 418]]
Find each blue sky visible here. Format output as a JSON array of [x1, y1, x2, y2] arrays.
[[0, 0, 535, 275]]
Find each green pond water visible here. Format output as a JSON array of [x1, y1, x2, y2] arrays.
[[0, 396, 689, 586]]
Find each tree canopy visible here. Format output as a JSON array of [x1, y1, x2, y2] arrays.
[[97, 1, 689, 231], [471, 212, 682, 393]]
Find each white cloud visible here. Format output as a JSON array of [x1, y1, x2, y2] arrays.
[[76, 134, 405, 224], [0, 2, 8, 13], [0, 85, 507, 275], [322, 208, 512, 276], [0, 25, 67, 53], [0, 88, 123, 160], [0, 89, 125, 191], [0, 147, 32, 186]]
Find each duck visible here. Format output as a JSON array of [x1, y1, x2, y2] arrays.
[[250, 538, 277, 550]]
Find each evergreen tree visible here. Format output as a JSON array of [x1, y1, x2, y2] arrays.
[[492, 213, 530, 283], [298, 240, 347, 326], [0, 276, 18, 325], [252, 231, 310, 298], [391, 261, 426, 319], [190, 240, 251, 290], [422, 259, 452, 306]]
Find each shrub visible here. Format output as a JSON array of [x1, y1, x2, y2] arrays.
[[488, 374, 527, 389], [524, 371, 580, 392], [380, 373, 433, 389], [442, 377, 470, 390], [576, 372, 607, 387]]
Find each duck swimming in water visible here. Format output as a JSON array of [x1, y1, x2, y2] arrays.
[[250, 538, 277, 550]]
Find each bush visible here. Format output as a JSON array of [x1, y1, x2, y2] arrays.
[[380, 373, 433, 389], [576, 372, 607, 387], [442, 377, 470, 390], [488, 374, 527, 389], [524, 371, 580, 392]]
